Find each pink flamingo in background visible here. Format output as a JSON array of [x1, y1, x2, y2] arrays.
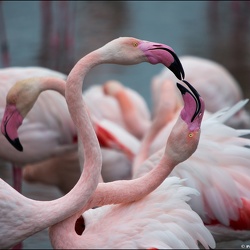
[[102, 80, 151, 139], [156, 55, 250, 129], [0, 37, 213, 249], [0, 66, 76, 194], [132, 78, 183, 171]]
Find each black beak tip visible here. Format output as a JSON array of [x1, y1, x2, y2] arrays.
[[176, 82, 187, 95], [5, 135, 23, 152], [169, 61, 185, 80]]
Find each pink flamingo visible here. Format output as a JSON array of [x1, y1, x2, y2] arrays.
[[0, 66, 77, 194], [0, 37, 214, 249], [102, 80, 151, 139], [155, 55, 250, 129], [133, 79, 250, 243], [47, 70, 212, 248]]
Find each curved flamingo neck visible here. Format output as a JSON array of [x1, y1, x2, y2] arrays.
[[113, 91, 150, 139], [2, 51, 104, 248], [133, 108, 180, 175], [49, 153, 176, 247], [86, 153, 175, 209], [39, 77, 66, 96]]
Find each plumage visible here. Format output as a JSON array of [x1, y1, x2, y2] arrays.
[[69, 177, 215, 249], [134, 98, 250, 242]]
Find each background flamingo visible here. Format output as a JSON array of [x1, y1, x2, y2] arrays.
[[155, 55, 250, 129], [0, 67, 77, 194], [102, 79, 151, 139]]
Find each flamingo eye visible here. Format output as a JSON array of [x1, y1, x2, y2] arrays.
[[132, 42, 138, 47], [188, 133, 193, 138]]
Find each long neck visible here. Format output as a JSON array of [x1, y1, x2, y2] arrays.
[[49, 152, 176, 248], [114, 90, 150, 139], [1, 51, 104, 249], [47, 51, 104, 218], [132, 109, 180, 175], [39, 77, 67, 96], [85, 153, 175, 209]]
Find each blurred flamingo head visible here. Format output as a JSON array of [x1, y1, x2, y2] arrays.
[[1, 78, 43, 152]]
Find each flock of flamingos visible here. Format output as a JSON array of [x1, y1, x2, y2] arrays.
[[0, 10, 250, 249]]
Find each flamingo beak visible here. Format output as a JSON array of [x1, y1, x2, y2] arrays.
[[139, 41, 185, 80], [176, 80, 203, 124], [1, 104, 23, 151], [181, 80, 202, 121]]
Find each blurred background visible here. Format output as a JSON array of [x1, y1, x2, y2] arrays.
[[0, 0, 250, 248]]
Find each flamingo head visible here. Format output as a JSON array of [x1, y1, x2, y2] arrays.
[[100, 37, 185, 80], [1, 78, 42, 151], [165, 80, 205, 164]]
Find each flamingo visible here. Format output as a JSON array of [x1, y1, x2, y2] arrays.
[[47, 72, 214, 248], [155, 55, 250, 129], [0, 36, 214, 249], [133, 79, 250, 243], [102, 79, 151, 139], [0, 66, 77, 194]]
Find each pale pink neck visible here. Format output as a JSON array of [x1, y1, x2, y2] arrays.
[[86, 153, 175, 209], [39, 77, 66, 96], [133, 105, 181, 174], [114, 91, 150, 139], [49, 153, 176, 245]]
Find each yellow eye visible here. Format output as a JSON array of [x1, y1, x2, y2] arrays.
[[188, 133, 193, 138], [133, 42, 138, 47]]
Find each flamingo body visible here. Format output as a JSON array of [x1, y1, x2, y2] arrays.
[[50, 177, 215, 249]]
